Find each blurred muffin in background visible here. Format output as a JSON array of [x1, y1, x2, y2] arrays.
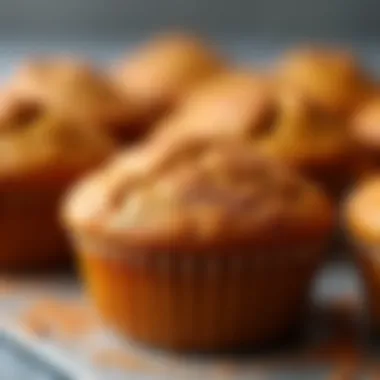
[[149, 76, 354, 198], [253, 87, 356, 198], [351, 96, 380, 178], [63, 138, 334, 351], [277, 47, 373, 118], [5, 58, 139, 143], [115, 33, 226, 129], [345, 177, 380, 333], [0, 94, 116, 271], [151, 70, 272, 145]]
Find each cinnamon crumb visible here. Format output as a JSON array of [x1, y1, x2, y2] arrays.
[[20, 299, 98, 340], [92, 349, 152, 372], [0, 279, 18, 295], [327, 363, 358, 380], [211, 362, 239, 379]]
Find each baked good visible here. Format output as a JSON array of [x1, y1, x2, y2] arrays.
[[151, 71, 272, 144], [351, 96, 380, 177], [152, 81, 354, 197], [345, 177, 380, 332], [277, 47, 372, 118], [63, 138, 334, 350], [0, 94, 116, 270], [116, 33, 225, 127], [253, 87, 356, 197], [5, 58, 138, 143]]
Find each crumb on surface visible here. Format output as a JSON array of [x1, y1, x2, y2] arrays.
[[19, 298, 98, 340], [92, 349, 151, 372]]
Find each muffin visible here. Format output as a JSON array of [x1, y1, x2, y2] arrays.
[[0, 94, 116, 270], [253, 87, 356, 198], [277, 47, 372, 118], [115, 33, 225, 128], [153, 82, 354, 198], [63, 139, 334, 350], [5, 58, 138, 143], [351, 97, 380, 177], [345, 177, 380, 333], [151, 71, 272, 144]]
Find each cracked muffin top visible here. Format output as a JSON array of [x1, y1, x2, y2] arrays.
[[5, 58, 138, 142], [0, 93, 116, 183], [115, 33, 226, 124], [63, 138, 334, 252], [277, 47, 372, 118]]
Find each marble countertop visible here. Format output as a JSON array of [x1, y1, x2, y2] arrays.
[[0, 261, 366, 380]]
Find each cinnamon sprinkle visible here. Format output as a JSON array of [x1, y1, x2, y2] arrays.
[[0, 278, 18, 295], [92, 349, 152, 372], [20, 298, 98, 340], [210, 361, 240, 379]]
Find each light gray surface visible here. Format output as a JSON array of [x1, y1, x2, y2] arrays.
[[0, 261, 362, 380]]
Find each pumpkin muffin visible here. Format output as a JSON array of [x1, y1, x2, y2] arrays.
[[253, 87, 356, 198], [63, 139, 334, 351], [277, 47, 372, 118], [0, 94, 116, 270], [5, 58, 138, 143], [152, 82, 354, 198], [345, 177, 380, 333], [115, 33, 225, 128], [151, 70, 272, 144]]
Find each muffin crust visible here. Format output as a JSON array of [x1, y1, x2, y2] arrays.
[[0, 93, 116, 270], [63, 139, 333, 350], [116, 33, 225, 124], [278, 47, 372, 118], [5, 58, 138, 142], [151, 71, 272, 144], [65, 139, 333, 251]]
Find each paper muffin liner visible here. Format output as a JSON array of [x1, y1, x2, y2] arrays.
[[74, 235, 325, 351]]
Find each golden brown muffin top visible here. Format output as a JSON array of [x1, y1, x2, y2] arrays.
[[351, 96, 380, 150], [6, 58, 137, 140], [152, 82, 351, 169], [0, 94, 116, 183], [345, 177, 380, 244], [151, 71, 272, 143], [277, 47, 372, 117], [64, 139, 334, 252], [116, 33, 225, 119], [253, 86, 353, 167]]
